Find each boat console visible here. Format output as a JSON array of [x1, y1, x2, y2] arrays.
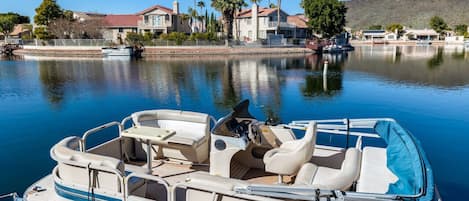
[[209, 100, 264, 177]]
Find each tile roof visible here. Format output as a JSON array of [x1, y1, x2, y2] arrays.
[[103, 15, 140, 27], [287, 15, 308, 28], [137, 5, 173, 15], [237, 8, 279, 18]]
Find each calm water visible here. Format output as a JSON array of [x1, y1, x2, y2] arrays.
[[1, 46, 469, 200]]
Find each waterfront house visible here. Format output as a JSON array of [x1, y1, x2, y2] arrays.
[[286, 14, 311, 39], [103, 15, 139, 44], [360, 30, 398, 41], [136, 1, 190, 35], [403, 29, 439, 40], [361, 30, 385, 40], [233, 5, 309, 42], [102, 1, 190, 43]]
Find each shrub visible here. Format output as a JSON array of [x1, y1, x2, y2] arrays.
[[163, 32, 188, 45]]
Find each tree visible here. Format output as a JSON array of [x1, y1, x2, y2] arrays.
[[188, 7, 199, 33], [34, 26, 51, 39], [368, 24, 382, 30], [454, 24, 468, 36], [211, 0, 247, 39], [429, 16, 448, 35], [386, 23, 404, 37], [0, 15, 18, 42], [301, 0, 347, 38], [0, 13, 30, 24], [34, 0, 63, 26]]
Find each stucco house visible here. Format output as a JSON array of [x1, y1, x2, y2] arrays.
[[102, 1, 190, 43], [403, 29, 439, 40], [233, 5, 309, 42]]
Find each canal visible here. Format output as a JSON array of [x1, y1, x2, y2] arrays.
[[1, 45, 468, 200]]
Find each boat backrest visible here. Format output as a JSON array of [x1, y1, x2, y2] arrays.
[[131, 109, 210, 140], [51, 136, 125, 193]]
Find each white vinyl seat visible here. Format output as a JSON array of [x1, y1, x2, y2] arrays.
[[131, 109, 211, 163], [356, 147, 398, 193], [51, 137, 144, 195], [294, 148, 362, 191], [263, 122, 317, 180]]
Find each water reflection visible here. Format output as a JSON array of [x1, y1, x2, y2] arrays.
[[350, 46, 469, 88], [302, 54, 345, 97], [2, 49, 469, 200]]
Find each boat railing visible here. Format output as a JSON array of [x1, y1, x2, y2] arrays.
[[125, 172, 171, 200], [80, 121, 123, 152], [51, 160, 127, 200], [0, 192, 21, 200], [286, 118, 392, 150]]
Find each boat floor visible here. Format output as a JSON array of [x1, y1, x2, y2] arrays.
[[139, 145, 345, 186], [142, 159, 294, 186]]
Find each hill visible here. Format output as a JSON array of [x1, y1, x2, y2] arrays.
[[344, 0, 469, 29]]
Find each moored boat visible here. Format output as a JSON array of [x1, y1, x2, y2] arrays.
[[13, 100, 439, 201], [102, 46, 134, 57]]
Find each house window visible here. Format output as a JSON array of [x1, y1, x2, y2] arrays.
[[247, 18, 252, 25], [248, 31, 252, 39], [260, 31, 266, 39], [144, 15, 149, 24], [118, 28, 124, 33], [154, 15, 164, 26]]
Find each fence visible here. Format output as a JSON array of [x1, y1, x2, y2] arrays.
[[23, 39, 112, 47], [20, 38, 306, 48]]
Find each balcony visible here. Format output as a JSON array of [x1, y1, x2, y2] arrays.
[[138, 20, 171, 29], [268, 21, 296, 29]]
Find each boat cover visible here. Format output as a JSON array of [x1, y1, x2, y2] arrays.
[[374, 121, 434, 200]]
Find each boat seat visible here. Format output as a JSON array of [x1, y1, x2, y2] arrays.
[[131, 110, 210, 163], [51, 137, 126, 193], [356, 147, 398, 194], [294, 148, 361, 191], [263, 122, 317, 178]]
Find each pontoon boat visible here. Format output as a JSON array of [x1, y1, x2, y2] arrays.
[[15, 100, 439, 201]]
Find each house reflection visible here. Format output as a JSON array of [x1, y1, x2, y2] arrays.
[[347, 46, 469, 88]]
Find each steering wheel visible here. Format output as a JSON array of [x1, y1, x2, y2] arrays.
[[248, 123, 262, 145]]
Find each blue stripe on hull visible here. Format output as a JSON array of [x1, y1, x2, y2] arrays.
[[55, 182, 122, 201]]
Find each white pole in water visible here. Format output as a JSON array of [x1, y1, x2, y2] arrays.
[[323, 60, 328, 92]]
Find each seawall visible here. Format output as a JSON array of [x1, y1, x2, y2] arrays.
[[14, 46, 315, 58]]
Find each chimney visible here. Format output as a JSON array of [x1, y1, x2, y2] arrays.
[[252, 3, 258, 41], [173, 0, 179, 15]]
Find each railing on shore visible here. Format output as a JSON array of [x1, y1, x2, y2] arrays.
[[23, 39, 112, 47], [20, 38, 306, 48]]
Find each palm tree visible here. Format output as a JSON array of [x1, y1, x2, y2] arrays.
[[250, 0, 262, 41], [188, 7, 199, 33], [211, 0, 247, 39], [197, 1, 206, 32]]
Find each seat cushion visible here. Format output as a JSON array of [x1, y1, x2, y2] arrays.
[[294, 148, 361, 191], [160, 121, 207, 146], [356, 147, 398, 194]]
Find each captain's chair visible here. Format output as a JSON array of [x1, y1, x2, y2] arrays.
[[263, 122, 317, 183]]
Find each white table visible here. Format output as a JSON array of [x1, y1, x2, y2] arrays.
[[121, 126, 175, 173]]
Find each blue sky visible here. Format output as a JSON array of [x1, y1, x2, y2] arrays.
[[1, 0, 304, 22]]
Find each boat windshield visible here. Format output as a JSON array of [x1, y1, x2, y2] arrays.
[[374, 121, 434, 200]]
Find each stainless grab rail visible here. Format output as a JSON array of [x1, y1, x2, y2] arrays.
[[0, 192, 20, 200], [80, 121, 123, 152]]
